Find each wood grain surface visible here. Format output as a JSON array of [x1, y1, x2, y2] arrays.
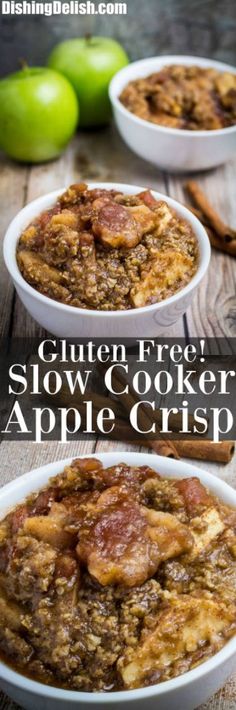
[[0, 122, 236, 708]]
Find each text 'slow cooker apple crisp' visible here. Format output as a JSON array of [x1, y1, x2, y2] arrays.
[[16, 184, 198, 310], [119, 65, 236, 130], [1, 458, 236, 691]]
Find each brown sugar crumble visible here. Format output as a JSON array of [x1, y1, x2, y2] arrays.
[[0, 458, 236, 692], [16, 183, 198, 311], [119, 65, 236, 131]]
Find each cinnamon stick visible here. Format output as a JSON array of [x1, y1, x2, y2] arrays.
[[186, 180, 236, 243], [46, 365, 225, 462], [153, 409, 197, 433], [47, 387, 126, 420], [186, 202, 236, 257], [77, 407, 130, 439], [161, 439, 235, 464], [76, 407, 174, 448], [65, 397, 234, 465], [48, 385, 196, 433], [186, 204, 206, 223], [140, 437, 235, 464], [206, 228, 236, 257], [110, 367, 179, 459], [47, 384, 200, 450]]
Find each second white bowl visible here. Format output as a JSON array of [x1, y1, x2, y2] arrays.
[[109, 55, 236, 172]]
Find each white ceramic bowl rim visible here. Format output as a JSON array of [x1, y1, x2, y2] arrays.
[[109, 54, 236, 137], [0, 452, 236, 704], [3, 182, 210, 319]]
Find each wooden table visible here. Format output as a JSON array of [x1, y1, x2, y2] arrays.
[[1, 125, 236, 709]]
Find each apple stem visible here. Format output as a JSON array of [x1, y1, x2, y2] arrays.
[[18, 58, 29, 71]]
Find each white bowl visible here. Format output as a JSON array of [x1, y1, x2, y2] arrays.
[[0, 452, 236, 710], [3, 183, 210, 338], [109, 55, 236, 172]]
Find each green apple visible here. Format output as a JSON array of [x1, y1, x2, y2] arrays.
[[0, 66, 79, 163], [48, 36, 129, 127]]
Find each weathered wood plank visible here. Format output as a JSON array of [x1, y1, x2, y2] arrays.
[[2, 433, 235, 486], [0, 156, 28, 336], [0, 439, 96, 488], [10, 141, 76, 338], [200, 675, 236, 710], [167, 159, 236, 338]]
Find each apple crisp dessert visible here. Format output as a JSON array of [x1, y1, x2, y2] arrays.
[[16, 183, 198, 310], [0, 458, 236, 691], [119, 65, 236, 130]]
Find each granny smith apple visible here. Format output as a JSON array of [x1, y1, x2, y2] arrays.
[[0, 67, 79, 163], [48, 36, 129, 127]]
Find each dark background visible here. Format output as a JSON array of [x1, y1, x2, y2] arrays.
[[1, 0, 236, 77]]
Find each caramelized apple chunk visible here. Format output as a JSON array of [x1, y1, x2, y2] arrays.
[[175, 477, 213, 516], [91, 198, 156, 249], [119, 595, 236, 689], [17, 250, 71, 302], [131, 250, 192, 307], [23, 503, 75, 550], [77, 486, 193, 587]]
